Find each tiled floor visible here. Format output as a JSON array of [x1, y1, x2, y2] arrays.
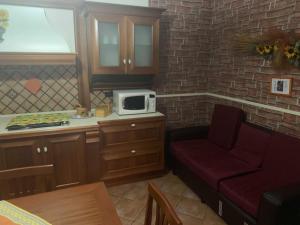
[[107, 172, 228, 225]]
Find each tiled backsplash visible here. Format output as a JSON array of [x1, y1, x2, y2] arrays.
[[0, 65, 79, 114], [0, 65, 111, 115]]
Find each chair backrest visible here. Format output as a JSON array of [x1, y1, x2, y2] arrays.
[[144, 182, 182, 225], [0, 165, 54, 200]]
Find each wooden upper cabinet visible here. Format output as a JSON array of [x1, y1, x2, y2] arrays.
[[89, 14, 127, 75], [85, 3, 164, 75], [127, 16, 159, 75]]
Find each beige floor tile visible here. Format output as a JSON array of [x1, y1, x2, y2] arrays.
[[176, 197, 207, 219], [119, 216, 134, 225], [115, 198, 145, 220], [160, 181, 187, 196], [108, 183, 135, 197], [178, 212, 203, 225], [108, 172, 228, 225], [123, 184, 148, 201], [181, 187, 200, 200], [110, 195, 121, 205], [202, 207, 227, 225], [163, 192, 182, 208]]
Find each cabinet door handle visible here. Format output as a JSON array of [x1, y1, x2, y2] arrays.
[[131, 150, 136, 154], [123, 59, 127, 64], [128, 59, 132, 64], [43, 147, 48, 153], [131, 123, 136, 127], [37, 147, 41, 153]]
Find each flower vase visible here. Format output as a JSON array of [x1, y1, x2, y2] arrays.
[[0, 27, 6, 43]]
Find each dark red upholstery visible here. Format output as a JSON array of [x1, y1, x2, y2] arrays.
[[171, 139, 259, 190], [208, 104, 244, 150], [188, 152, 258, 190], [263, 132, 300, 171], [230, 123, 271, 167], [220, 132, 300, 217], [170, 139, 225, 166]]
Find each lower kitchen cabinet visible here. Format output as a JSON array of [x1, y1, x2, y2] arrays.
[[44, 133, 86, 189], [98, 116, 165, 184], [0, 132, 87, 200]]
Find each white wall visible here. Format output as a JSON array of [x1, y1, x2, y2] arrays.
[[86, 0, 149, 7], [0, 5, 75, 53]]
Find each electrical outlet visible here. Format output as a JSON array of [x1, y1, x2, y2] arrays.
[[7, 89, 17, 99]]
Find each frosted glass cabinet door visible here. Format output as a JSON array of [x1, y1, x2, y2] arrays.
[[127, 16, 159, 75], [90, 15, 126, 74]]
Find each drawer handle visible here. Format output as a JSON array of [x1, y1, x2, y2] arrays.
[[44, 146, 48, 153], [131, 123, 136, 127], [37, 147, 41, 153], [131, 150, 136, 154]]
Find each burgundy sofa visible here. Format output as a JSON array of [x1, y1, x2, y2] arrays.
[[168, 104, 300, 225]]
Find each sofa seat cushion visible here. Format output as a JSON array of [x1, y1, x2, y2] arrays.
[[220, 171, 270, 217], [170, 139, 258, 190], [219, 169, 300, 217], [230, 123, 271, 167], [208, 104, 244, 150], [188, 152, 258, 190], [170, 139, 225, 166]]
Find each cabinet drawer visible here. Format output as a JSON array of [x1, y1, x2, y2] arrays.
[[100, 120, 163, 147], [100, 144, 163, 180]]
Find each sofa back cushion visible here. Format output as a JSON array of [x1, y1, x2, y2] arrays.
[[263, 132, 300, 172], [208, 104, 244, 150], [230, 123, 271, 167]]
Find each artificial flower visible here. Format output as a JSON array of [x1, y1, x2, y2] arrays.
[[256, 45, 265, 55], [284, 45, 296, 59]]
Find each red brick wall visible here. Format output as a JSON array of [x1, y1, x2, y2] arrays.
[[150, 0, 212, 128], [151, 0, 300, 137], [209, 0, 300, 137]]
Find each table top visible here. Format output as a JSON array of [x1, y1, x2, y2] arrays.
[[9, 183, 123, 225]]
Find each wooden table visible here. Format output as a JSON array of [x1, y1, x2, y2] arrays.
[[9, 183, 122, 225]]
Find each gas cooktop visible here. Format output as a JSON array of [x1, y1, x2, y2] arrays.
[[6, 113, 70, 131]]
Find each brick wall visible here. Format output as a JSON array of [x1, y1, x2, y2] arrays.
[[150, 0, 212, 128], [209, 0, 300, 138]]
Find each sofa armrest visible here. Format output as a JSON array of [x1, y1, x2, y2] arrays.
[[258, 183, 300, 225], [166, 126, 209, 143]]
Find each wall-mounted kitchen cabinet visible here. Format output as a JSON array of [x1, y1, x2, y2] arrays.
[[0, 4, 77, 65], [85, 3, 164, 75]]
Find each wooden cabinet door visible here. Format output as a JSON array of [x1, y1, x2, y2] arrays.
[[88, 14, 127, 74], [45, 133, 86, 189], [0, 139, 42, 170], [127, 16, 160, 75], [0, 138, 52, 199]]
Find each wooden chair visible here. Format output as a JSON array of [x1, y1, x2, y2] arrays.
[[0, 164, 54, 200], [145, 182, 182, 225]]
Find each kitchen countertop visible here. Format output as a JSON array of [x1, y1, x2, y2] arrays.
[[0, 110, 164, 138]]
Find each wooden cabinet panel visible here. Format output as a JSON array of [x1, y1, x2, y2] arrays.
[[0, 138, 53, 199], [88, 14, 127, 75], [45, 133, 86, 189], [100, 120, 163, 147], [127, 16, 160, 75], [85, 4, 163, 76], [99, 117, 165, 181], [0, 139, 41, 170]]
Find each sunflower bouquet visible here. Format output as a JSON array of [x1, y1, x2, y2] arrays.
[[0, 9, 9, 30], [233, 29, 300, 70]]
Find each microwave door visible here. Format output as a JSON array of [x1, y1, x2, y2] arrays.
[[123, 96, 145, 110]]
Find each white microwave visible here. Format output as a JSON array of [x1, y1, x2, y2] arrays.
[[113, 89, 156, 115]]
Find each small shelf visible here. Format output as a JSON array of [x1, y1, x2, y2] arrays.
[[0, 53, 77, 65]]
